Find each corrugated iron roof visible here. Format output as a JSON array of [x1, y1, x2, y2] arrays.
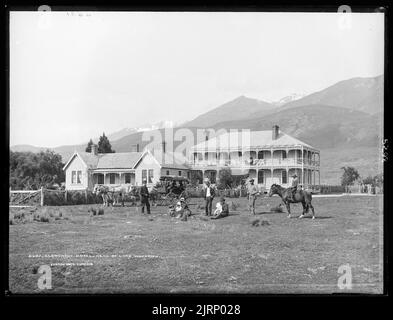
[[158, 151, 190, 170], [77, 152, 100, 169], [191, 130, 315, 151], [96, 152, 143, 169]]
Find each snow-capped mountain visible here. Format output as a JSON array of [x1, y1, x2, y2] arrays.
[[273, 93, 307, 106], [135, 120, 176, 132]]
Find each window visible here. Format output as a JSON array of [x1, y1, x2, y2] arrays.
[[142, 170, 147, 183], [282, 151, 287, 159], [258, 151, 264, 160], [71, 171, 82, 184], [71, 171, 76, 184], [282, 170, 287, 184], [178, 171, 182, 176], [166, 170, 170, 176], [109, 173, 116, 184], [258, 171, 264, 184], [97, 174, 104, 184], [77, 171, 82, 184], [125, 173, 131, 184], [148, 169, 154, 183], [204, 152, 208, 160]]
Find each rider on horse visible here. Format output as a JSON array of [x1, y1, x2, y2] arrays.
[[288, 173, 299, 201]]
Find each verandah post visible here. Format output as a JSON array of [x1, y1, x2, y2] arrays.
[[40, 187, 44, 206]]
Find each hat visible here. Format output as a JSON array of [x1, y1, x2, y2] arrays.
[[249, 178, 254, 182], [180, 197, 185, 202]]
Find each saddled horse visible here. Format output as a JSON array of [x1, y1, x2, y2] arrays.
[[268, 184, 315, 219]]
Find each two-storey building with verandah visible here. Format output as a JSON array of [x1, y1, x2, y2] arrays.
[[189, 125, 320, 190]]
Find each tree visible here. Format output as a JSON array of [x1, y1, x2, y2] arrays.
[[374, 173, 383, 188], [362, 173, 383, 187], [9, 150, 65, 190], [340, 166, 360, 186], [85, 138, 94, 153], [97, 133, 115, 153], [217, 168, 233, 189]]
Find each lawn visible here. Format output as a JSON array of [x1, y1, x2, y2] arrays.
[[9, 195, 383, 294]]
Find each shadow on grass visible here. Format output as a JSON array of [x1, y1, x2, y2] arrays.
[[296, 215, 333, 219], [255, 211, 281, 215]]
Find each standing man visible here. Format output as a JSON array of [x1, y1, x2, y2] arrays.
[[204, 179, 215, 216], [247, 178, 259, 215], [139, 179, 151, 214], [288, 173, 299, 201]]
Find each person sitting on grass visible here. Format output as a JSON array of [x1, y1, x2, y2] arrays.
[[174, 197, 191, 220], [211, 197, 229, 219]]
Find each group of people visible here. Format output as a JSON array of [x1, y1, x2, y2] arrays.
[[203, 179, 229, 219], [138, 173, 300, 217]]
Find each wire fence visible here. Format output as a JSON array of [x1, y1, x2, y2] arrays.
[[9, 187, 103, 207]]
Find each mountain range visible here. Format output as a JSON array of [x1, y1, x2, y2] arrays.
[[10, 75, 384, 184]]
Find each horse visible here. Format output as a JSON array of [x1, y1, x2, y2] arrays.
[[93, 185, 113, 207], [268, 184, 315, 219], [93, 184, 129, 207]]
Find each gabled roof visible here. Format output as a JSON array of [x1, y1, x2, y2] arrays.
[[63, 150, 190, 171], [157, 151, 190, 170], [62, 151, 100, 171], [63, 151, 143, 171], [96, 152, 142, 169], [190, 130, 316, 151], [133, 150, 190, 170], [78, 152, 100, 169]]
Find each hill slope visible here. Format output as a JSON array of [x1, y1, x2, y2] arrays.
[[280, 75, 383, 114], [211, 104, 381, 149], [185, 96, 275, 128]]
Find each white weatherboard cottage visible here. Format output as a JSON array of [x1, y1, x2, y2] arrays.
[[63, 145, 190, 191], [63, 126, 320, 190]]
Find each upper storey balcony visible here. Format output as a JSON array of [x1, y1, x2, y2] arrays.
[[190, 148, 320, 169]]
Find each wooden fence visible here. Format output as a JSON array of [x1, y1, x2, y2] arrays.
[[9, 187, 101, 207]]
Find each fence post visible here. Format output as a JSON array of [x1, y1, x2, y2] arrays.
[[40, 187, 44, 206]]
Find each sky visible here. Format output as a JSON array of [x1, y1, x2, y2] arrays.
[[10, 11, 384, 147]]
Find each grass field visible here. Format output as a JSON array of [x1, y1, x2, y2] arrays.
[[9, 195, 383, 294]]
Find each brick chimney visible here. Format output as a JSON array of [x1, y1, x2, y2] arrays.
[[91, 144, 98, 155], [272, 125, 279, 140]]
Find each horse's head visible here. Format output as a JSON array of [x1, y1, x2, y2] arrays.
[[93, 185, 106, 195], [268, 184, 280, 197]]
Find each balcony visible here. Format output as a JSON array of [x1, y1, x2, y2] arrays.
[[190, 158, 320, 168]]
